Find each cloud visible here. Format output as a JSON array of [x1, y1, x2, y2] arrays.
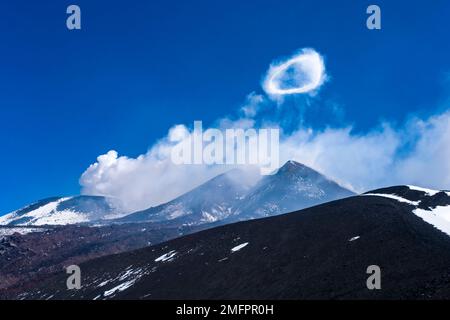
[[239, 92, 266, 118], [79, 47, 450, 212], [81, 110, 450, 211], [280, 111, 450, 193], [80, 142, 229, 213], [394, 112, 450, 189], [263, 48, 327, 97], [80, 122, 264, 212]]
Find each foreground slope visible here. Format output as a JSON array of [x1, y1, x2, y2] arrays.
[[0, 222, 207, 292], [17, 185, 450, 300]]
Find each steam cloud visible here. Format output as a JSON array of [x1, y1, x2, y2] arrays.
[[80, 48, 450, 212]]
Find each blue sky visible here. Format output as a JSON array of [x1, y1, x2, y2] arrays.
[[1, 0, 450, 214]]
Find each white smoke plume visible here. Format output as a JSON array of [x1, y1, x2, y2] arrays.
[[80, 48, 450, 211]]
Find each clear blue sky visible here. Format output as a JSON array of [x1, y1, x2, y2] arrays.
[[0, 0, 449, 214]]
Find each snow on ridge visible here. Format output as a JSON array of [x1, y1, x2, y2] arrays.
[[362, 193, 420, 206], [24, 197, 72, 222], [0, 197, 116, 226], [362, 188, 450, 239], [407, 185, 440, 196], [413, 206, 450, 237], [0, 197, 72, 226], [31, 209, 89, 226], [0, 212, 17, 225]]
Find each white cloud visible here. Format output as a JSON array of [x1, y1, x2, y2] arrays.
[[80, 110, 450, 211], [240, 92, 265, 118], [280, 111, 450, 193], [79, 142, 229, 213], [263, 48, 327, 97], [79, 122, 264, 212], [394, 112, 450, 189]]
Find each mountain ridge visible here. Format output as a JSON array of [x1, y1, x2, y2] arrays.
[[0, 195, 125, 226], [0, 160, 354, 228]]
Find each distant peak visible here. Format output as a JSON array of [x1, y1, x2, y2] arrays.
[[276, 160, 332, 181], [285, 160, 303, 167], [279, 160, 310, 172]]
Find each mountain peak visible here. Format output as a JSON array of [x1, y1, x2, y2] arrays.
[[277, 160, 319, 177], [225, 160, 355, 222], [281, 160, 305, 169]]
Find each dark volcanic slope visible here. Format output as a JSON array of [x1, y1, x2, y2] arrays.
[[0, 221, 211, 295], [16, 186, 450, 300]]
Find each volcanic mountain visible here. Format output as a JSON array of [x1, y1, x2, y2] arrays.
[[16, 185, 450, 300], [227, 160, 355, 222], [0, 161, 354, 228], [116, 160, 355, 226], [114, 168, 256, 225]]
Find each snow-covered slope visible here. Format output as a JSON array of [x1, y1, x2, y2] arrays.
[[0, 196, 125, 226], [363, 185, 450, 236]]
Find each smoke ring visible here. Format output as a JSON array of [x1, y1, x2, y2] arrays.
[[263, 48, 326, 96]]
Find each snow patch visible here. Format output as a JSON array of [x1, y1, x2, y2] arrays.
[[362, 193, 420, 206], [407, 185, 440, 196], [413, 205, 450, 237], [0, 227, 46, 238], [201, 211, 219, 223], [231, 242, 249, 252], [155, 250, 177, 262], [98, 280, 111, 287], [103, 280, 136, 297]]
